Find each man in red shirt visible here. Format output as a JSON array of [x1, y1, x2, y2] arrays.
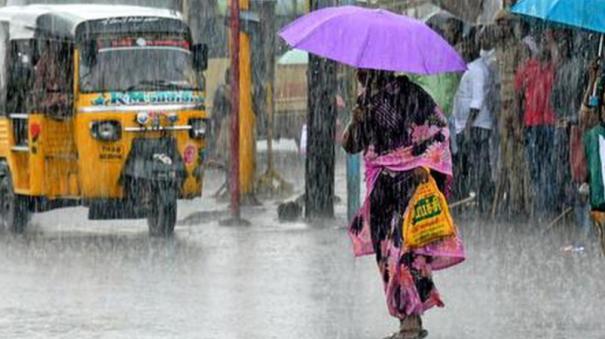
[[515, 43, 556, 221]]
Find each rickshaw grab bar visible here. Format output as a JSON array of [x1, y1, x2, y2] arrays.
[[11, 145, 29, 152], [78, 104, 200, 113], [123, 125, 192, 132], [9, 113, 28, 119]]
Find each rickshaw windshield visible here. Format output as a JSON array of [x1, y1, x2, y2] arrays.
[[79, 38, 199, 93]]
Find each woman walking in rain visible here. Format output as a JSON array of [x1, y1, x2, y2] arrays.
[[342, 70, 465, 339], [279, 6, 467, 338]]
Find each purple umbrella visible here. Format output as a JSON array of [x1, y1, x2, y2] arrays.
[[279, 6, 466, 75]]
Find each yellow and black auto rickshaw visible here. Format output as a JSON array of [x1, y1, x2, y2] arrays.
[[0, 5, 208, 236]]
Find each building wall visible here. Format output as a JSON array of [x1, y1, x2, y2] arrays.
[[6, 0, 180, 9]]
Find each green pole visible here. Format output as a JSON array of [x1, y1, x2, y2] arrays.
[[346, 153, 360, 221]]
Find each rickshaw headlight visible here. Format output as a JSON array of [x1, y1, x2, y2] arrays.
[[91, 120, 121, 142], [189, 119, 207, 139], [136, 112, 149, 125], [167, 112, 178, 124]]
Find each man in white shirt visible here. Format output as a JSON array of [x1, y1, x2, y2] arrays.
[[452, 30, 497, 214]]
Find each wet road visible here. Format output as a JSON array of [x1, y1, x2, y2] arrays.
[[1, 154, 604, 338]]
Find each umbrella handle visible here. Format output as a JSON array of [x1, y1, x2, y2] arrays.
[[591, 35, 605, 99]]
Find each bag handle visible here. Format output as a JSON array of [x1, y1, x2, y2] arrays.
[[416, 166, 434, 185]]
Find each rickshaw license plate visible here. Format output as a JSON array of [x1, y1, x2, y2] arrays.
[[100, 145, 123, 160]]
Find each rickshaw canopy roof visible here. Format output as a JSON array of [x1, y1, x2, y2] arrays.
[[0, 4, 183, 41]]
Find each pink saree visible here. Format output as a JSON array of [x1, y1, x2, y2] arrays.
[[348, 107, 465, 319]]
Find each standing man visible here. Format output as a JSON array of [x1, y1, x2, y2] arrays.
[[492, 10, 529, 219], [579, 58, 605, 254], [453, 29, 497, 215], [551, 30, 590, 233], [211, 68, 232, 198], [515, 44, 556, 222]]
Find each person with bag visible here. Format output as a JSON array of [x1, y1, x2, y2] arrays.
[[579, 57, 605, 254], [342, 70, 465, 339]]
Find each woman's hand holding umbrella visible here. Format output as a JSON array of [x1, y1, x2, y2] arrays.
[[352, 105, 365, 124], [341, 105, 366, 153]]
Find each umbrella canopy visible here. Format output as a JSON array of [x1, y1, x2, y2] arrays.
[[512, 0, 605, 33], [279, 5, 466, 75]]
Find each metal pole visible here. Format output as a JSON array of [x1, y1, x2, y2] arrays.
[[181, 0, 190, 22], [255, 0, 292, 198], [341, 0, 360, 222], [263, 0, 275, 176], [230, 0, 241, 219], [236, 0, 256, 200], [267, 84, 274, 171]]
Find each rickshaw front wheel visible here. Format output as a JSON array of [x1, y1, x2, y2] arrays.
[[0, 173, 30, 234], [147, 185, 177, 237]]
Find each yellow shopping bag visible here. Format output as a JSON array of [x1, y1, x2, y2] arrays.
[[402, 169, 455, 249]]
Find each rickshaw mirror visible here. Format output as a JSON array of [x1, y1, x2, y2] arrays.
[[82, 40, 97, 68], [192, 43, 208, 71]]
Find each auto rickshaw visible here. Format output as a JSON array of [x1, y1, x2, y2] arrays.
[[0, 4, 209, 236]]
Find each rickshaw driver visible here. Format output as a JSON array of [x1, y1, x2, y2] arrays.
[[32, 40, 71, 118]]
